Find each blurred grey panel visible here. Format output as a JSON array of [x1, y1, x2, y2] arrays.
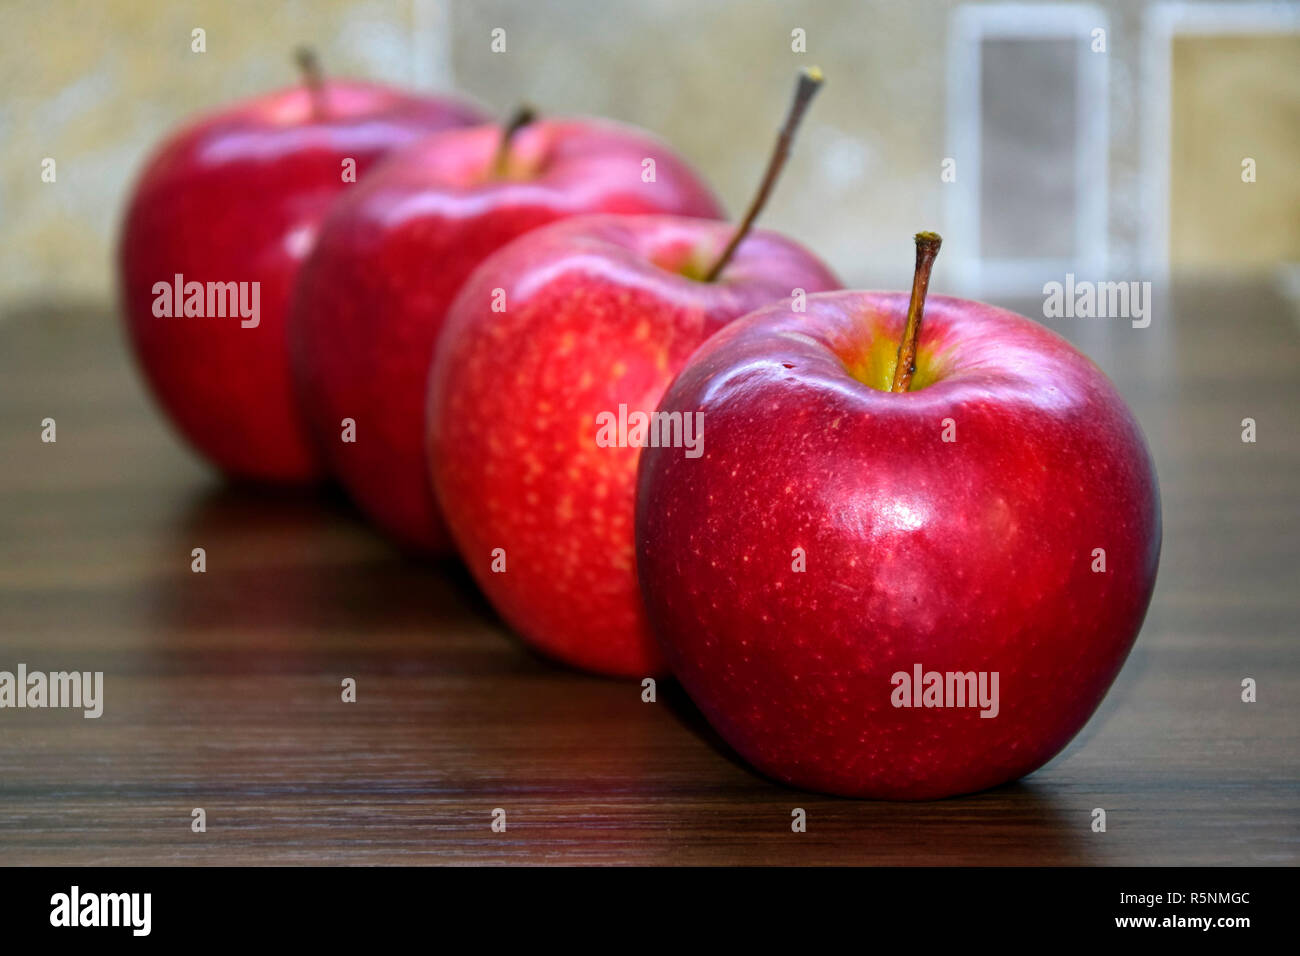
[[980, 38, 1078, 260]]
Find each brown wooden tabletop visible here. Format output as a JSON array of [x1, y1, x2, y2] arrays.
[[1, 282, 1296, 866]]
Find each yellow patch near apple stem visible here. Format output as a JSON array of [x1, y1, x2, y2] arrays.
[[843, 335, 940, 392]]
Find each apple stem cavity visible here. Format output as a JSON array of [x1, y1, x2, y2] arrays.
[[702, 67, 825, 282], [890, 231, 943, 393], [493, 104, 538, 179], [294, 47, 326, 119]]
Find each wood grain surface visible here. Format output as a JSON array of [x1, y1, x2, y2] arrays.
[[1, 283, 1296, 865]]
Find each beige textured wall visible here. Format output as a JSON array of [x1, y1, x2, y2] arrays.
[[1, 0, 437, 304], [1170, 33, 1300, 269], [0, 0, 1292, 309]]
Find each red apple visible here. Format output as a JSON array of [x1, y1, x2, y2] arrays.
[[428, 214, 840, 676], [288, 113, 725, 553], [118, 52, 485, 481], [635, 233, 1161, 799], [426, 70, 839, 676]]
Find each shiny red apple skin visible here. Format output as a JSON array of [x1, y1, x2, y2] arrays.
[[119, 81, 485, 481], [635, 291, 1161, 799], [290, 120, 726, 553], [427, 215, 841, 676]]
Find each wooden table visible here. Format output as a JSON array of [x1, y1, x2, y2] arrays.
[[1, 283, 1296, 865]]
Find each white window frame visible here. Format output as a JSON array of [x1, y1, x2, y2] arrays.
[[946, 3, 1110, 296]]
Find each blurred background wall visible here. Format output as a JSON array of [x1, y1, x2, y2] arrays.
[[1, 0, 1297, 309]]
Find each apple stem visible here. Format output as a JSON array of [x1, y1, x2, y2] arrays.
[[493, 104, 538, 179], [295, 47, 325, 119], [702, 67, 824, 282], [890, 232, 943, 393]]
